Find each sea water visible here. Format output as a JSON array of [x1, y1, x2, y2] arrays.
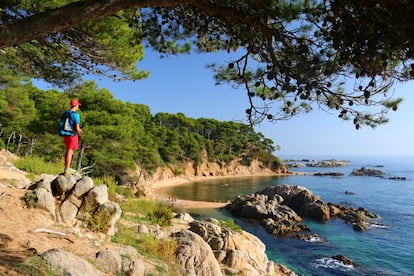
[[164, 155, 414, 275]]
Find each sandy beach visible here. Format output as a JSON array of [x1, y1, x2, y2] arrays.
[[151, 172, 301, 210], [151, 175, 238, 209]]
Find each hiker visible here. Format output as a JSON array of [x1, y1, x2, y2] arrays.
[[61, 99, 83, 175]]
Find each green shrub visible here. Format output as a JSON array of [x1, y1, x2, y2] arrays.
[[23, 191, 38, 208], [219, 219, 243, 233], [85, 209, 112, 232], [93, 175, 117, 194], [173, 167, 184, 175], [136, 233, 176, 263], [146, 202, 173, 226], [112, 224, 177, 271]]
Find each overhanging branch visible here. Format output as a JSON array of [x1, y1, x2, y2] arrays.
[[0, 0, 178, 49]]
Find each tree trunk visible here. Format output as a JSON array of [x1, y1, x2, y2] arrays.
[[24, 138, 36, 157], [76, 139, 85, 172], [0, 0, 179, 49], [6, 131, 15, 151], [13, 134, 23, 154]]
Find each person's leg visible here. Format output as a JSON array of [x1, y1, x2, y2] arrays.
[[64, 148, 74, 170], [63, 136, 78, 173]]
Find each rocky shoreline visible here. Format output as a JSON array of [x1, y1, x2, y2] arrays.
[[0, 151, 388, 275], [226, 184, 381, 236], [0, 150, 299, 275]]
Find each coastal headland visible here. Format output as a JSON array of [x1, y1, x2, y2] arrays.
[[0, 150, 298, 275]]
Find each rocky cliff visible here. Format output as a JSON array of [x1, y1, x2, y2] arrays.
[[132, 157, 290, 196]]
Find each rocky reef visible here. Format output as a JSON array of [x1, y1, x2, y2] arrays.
[[285, 159, 349, 168], [351, 166, 384, 177], [226, 184, 380, 238]]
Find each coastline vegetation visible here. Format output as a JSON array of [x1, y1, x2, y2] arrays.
[[0, 66, 283, 180]]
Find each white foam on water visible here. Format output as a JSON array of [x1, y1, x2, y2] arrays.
[[313, 257, 354, 272], [303, 236, 323, 243], [367, 222, 389, 229]]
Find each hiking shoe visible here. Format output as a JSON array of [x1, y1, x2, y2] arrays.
[[64, 168, 77, 176]]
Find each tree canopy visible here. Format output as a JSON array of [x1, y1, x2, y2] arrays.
[[0, 68, 281, 176], [0, 0, 413, 128]]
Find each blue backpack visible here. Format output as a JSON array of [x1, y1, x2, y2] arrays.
[[58, 110, 76, 136]]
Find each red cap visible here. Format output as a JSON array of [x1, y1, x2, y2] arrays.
[[70, 99, 81, 107]]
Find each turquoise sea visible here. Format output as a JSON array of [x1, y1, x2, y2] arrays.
[[163, 155, 414, 275]]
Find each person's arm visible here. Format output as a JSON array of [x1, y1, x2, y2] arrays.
[[75, 123, 83, 136], [73, 112, 83, 136]]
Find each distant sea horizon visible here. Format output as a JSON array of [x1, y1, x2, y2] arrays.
[[278, 153, 414, 159]]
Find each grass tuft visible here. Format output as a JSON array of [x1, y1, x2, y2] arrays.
[[23, 191, 38, 208], [219, 219, 243, 233], [92, 175, 133, 199], [12, 256, 58, 276], [13, 156, 62, 175]]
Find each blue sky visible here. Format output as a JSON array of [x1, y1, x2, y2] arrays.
[[41, 49, 414, 157]]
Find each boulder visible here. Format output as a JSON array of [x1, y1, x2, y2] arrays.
[[30, 175, 54, 193], [51, 174, 78, 197], [60, 199, 79, 224], [302, 200, 331, 221], [306, 159, 349, 167], [173, 229, 223, 276], [79, 185, 108, 215], [186, 220, 297, 275], [41, 248, 102, 276], [27, 175, 121, 234], [95, 250, 122, 274], [112, 245, 146, 276], [72, 176, 94, 197], [34, 187, 56, 218]]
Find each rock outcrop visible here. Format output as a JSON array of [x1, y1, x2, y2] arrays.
[[227, 184, 379, 237], [41, 245, 146, 276], [174, 229, 223, 276], [351, 166, 384, 177], [26, 173, 121, 235], [173, 219, 297, 276], [42, 248, 102, 276], [306, 159, 349, 167], [285, 159, 349, 168]]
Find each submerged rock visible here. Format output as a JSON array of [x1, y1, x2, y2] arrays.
[[389, 176, 406, 180], [314, 172, 344, 177], [332, 255, 356, 266]]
